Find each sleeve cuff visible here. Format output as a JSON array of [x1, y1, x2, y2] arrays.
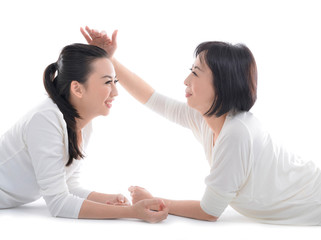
[[43, 193, 85, 218], [144, 91, 157, 108], [55, 195, 85, 218], [69, 187, 92, 199], [200, 186, 235, 217]]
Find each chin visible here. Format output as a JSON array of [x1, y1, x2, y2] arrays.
[[186, 99, 196, 109], [187, 100, 205, 114], [102, 110, 110, 116]]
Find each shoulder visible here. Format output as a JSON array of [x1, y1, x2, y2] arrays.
[[25, 98, 66, 133], [224, 112, 253, 138], [215, 112, 258, 152]]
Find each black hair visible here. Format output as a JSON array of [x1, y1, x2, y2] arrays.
[[195, 41, 257, 117], [43, 43, 108, 166]]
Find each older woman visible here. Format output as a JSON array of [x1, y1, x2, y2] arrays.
[[82, 26, 321, 226]]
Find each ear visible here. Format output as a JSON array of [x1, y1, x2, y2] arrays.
[[70, 81, 85, 99]]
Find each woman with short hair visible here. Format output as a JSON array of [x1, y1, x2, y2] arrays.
[[82, 26, 321, 225]]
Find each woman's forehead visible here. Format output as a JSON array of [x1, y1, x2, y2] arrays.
[[195, 53, 210, 71]]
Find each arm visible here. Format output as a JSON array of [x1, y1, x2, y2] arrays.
[[26, 111, 168, 222], [129, 186, 217, 221], [81, 26, 154, 104], [87, 191, 130, 205], [67, 165, 130, 206], [162, 199, 217, 221], [78, 198, 168, 223], [81, 27, 203, 131], [112, 58, 154, 104]]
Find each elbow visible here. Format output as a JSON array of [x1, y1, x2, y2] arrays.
[[48, 209, 59, 218], [200, 205, 218, 222], [43, 192, 76, 218], [205, 215, 218, 222]]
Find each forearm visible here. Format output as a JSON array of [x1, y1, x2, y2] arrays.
[[78, 199, 134, 219], [111, 58, 155, 104], [87, 191, 114, 204], [162, 199, 217, 221]]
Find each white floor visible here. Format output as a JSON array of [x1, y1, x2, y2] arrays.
[[1, 199, 319, 240]]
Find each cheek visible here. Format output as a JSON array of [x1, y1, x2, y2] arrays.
[[194, 82, 214, 98], [206, 84, 215, 97], [101, 86, 111, 98], [202, 79, 215, 99]]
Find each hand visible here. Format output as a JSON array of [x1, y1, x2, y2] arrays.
[[80, 26, 118, 58], [106, 194, 130, 206], [132, 199, 168, 223], [128, 186, 153, 204]]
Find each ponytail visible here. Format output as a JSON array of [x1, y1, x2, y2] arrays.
[[43, 62, 84, 166]]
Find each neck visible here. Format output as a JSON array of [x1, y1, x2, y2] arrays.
[[203, 113, 228, 140], [70, 97, 93, 131], [75, 115, 92, 131]]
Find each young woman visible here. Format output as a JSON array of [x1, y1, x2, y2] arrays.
[[81, 26, 321, 226], [0, 43, 168, 223]]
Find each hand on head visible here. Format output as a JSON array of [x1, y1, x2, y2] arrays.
[[80, 26, 118, 58]]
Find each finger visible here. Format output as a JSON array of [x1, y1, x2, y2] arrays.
[[148, 208, 168, 223], [124, 198, 131, 205], [86, 27, 99, 39], [112, 30, 118, 45], [123, 196, 131, 203], [117, 194, 125, 203], [128, 186, 135, 192], [85, 26, 98, 40], [143, 198, 163, 208], [85, 26, 92, 33], [147, 198, 168, 212], [102, 34, 111, 43], [158, 199, 166, 211], [80, 27, 92, 43], [92, 29, 101, 37], [114, 202, 127, 206], [85, 26, 94, 37]]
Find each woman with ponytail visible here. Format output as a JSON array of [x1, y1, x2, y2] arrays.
[[0, 43, 168, 223]]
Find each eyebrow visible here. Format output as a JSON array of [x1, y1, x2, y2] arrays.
[[101, 75, 117, 79], [192, 64, 203, 72]]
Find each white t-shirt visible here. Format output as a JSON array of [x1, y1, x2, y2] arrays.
[[0, 98, 92, 218], [145, 92, 321, 226]]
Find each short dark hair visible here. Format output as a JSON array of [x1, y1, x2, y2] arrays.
[[195, 41, 257, 117], [43, 43, 108, 166]]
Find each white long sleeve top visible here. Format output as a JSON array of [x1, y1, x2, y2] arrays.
[[0, 98, 92, 218], [145, 92, 321, 226]]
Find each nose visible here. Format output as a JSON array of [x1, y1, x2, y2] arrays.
[[184, 75, 190, 86], [111, 83, 118, 97]]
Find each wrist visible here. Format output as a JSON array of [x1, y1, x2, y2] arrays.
[[124, 204, 134, 217], [161, 199, 172, 213]]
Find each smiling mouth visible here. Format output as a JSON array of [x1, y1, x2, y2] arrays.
[[105, 99, 114, 108]]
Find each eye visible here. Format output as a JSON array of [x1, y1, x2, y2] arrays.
[[114, 79, 119, 84], [105, 80, 112, 84], [189, 68, 198, 77]]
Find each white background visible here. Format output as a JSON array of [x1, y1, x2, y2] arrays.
[[1, 0, 321, 239]]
